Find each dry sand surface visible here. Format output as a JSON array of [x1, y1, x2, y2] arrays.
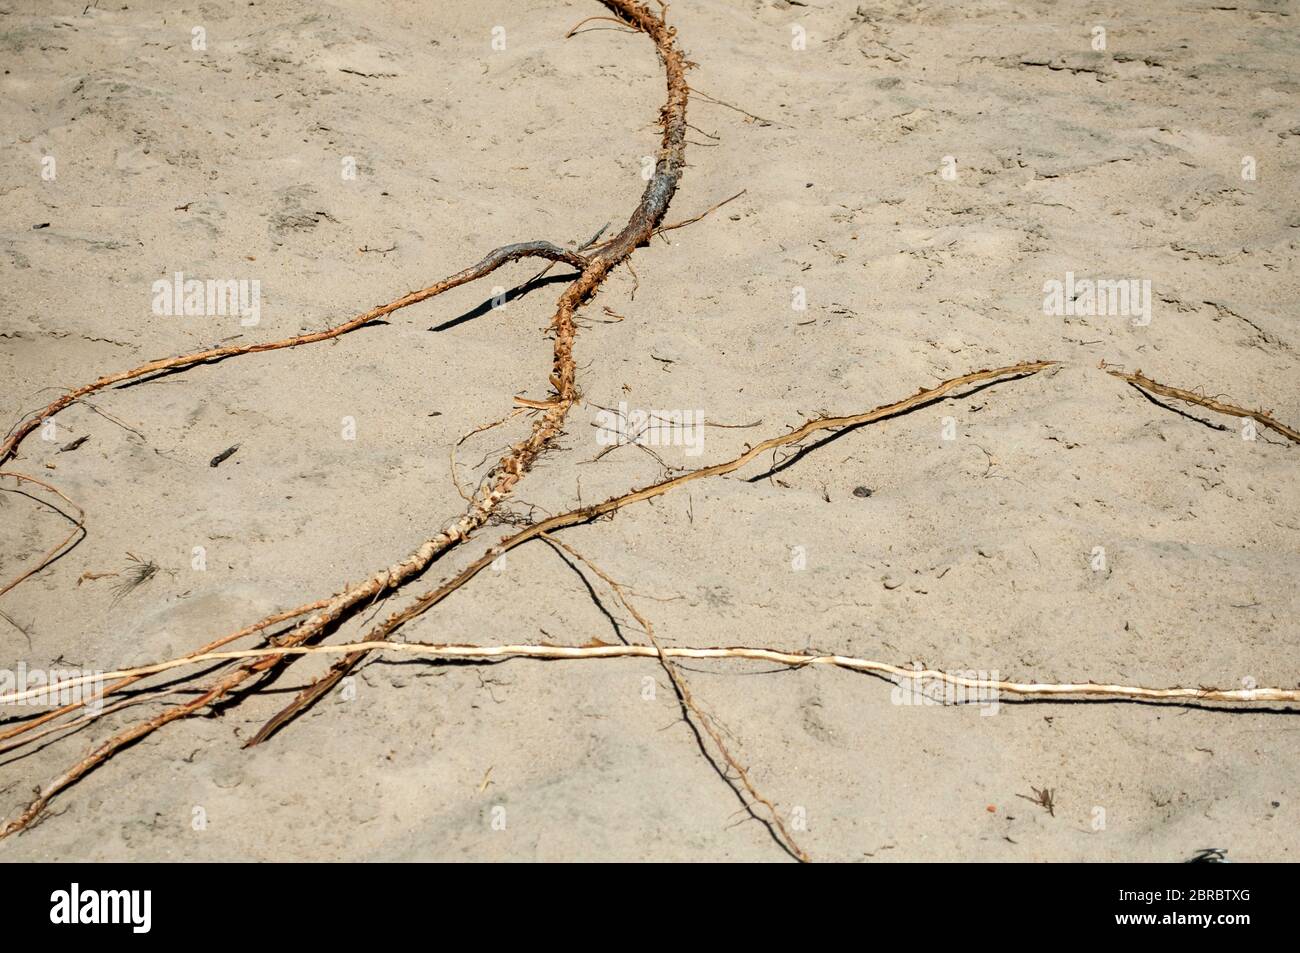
[[1, 0, 1297, 861]]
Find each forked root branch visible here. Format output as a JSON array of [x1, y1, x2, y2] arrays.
[[0, 0, 691, 842]]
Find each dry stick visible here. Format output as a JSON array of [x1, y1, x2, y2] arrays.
[[14, 641, 1298, 710], [0, 598, 328, 745], [541, 533, 810, 862], [0, 242, 586, 470], [0, 472, 86, 601], [246, 361, 1056, 745], [243, 0, 691, 748], [1106, 368, 1300, 443], [0, 0, 691, 839]]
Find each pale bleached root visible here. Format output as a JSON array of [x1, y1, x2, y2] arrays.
[[6, 641, 1296, 707]]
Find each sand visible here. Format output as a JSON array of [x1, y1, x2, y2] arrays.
[[0, 0, 1296, 861]]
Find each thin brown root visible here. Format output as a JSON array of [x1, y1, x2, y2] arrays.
[[0, 241, 587, 468], [688, 87, 782, 127], [0, 472, 86, 601], [565, 14, 635, 37], [1107, 367, 1300, 443], [540, 533, 810, 861], [654, 189, 745, 238]]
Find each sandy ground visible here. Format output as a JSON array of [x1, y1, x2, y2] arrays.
[[0, 0, 1297, 861]]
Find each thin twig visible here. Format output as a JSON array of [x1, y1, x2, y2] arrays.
[[688, 87, 782, 127], [449, 409, 525, 502], [655, 189, 745, 236], [565, 14, 635, 37]]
